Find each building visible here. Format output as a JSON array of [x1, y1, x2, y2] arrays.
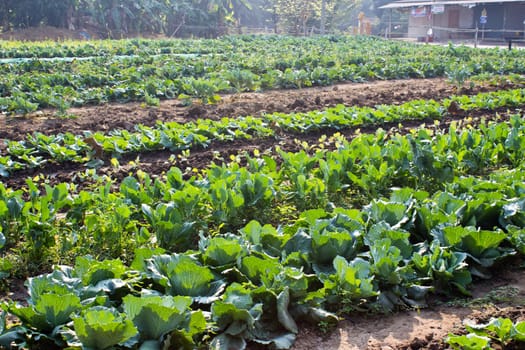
[[380, 0, 525, 42]]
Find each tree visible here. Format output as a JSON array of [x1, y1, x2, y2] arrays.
[[206, 0, 251, 35], [270, 0, 360, 35], [325, 0, 362, 32], [42, 0, 77, 28], [0, 0, 14, 30], [0, 0, 360, 37], [165, 0, 206, 37], [8, 0, 45, 28], [81, 0, 171, 37], [273, 0, 321, 35], [320, 0, 327, 34], [232, 0, 274, 32]]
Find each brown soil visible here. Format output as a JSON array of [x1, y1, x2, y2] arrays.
[[0, 77, 521, 192], [289, 264, 525, 350], [1, 106, 517, 193], [0, 77, 504, 141]]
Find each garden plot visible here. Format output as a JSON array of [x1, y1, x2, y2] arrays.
[[1, 36, 525, 349]]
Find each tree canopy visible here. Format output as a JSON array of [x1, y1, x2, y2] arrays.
[[0, 0, 370, 38]]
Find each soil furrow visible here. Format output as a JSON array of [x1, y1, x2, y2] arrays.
[[2, 106, 518, 192], [0, 78, 519, 141]]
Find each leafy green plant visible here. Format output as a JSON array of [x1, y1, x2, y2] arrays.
[[308, 214, 363, 273], [317, 256, 377, 310], [430, 226, 511, 277], [144, 254, 226, 304], [412, 241, 472, 295], [10, 293, 82, 333], [123, 294, 205, 348], [142, 202, 199, 251], [224, 68, 260, 92], [199, 234, 248, 269], [7, 95, 39, 114], [72, 306, 138, 350], [446, 333, 491, 350], [210, 283, 263, 350], [446, 64, 473, 90], [447, 317, 525, 349], [180, 77, 226, 105], [144, 92, 160, 107]]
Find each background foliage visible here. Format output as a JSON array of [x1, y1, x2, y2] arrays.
[[0, 0, 385, 38]]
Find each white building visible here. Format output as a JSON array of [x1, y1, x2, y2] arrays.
[[380, 0, 525, 42]]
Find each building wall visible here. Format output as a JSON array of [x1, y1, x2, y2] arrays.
[[400, 1, 525, 41], [472, 3, 525, 39], [407, 5, 474, 39], [432, 5, 474, 40], [458, 6, 474, 28], [503, 3, 525, 34], [407, 13, 430, 38], [506, 3, 525, 29]]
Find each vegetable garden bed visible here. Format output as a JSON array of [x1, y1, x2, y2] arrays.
[[1, 36, 525, 349]]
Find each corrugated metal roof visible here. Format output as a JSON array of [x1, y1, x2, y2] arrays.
[[380, 0, 524, 9]]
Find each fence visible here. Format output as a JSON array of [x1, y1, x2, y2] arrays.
[[170, 24, 357, 37], [386, 23, 525, 48]]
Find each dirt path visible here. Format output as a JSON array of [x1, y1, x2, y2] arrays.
[[291, 264, 525, 350], [293, 308, 471, 350]]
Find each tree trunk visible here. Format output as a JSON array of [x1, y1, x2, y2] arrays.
[[320, 0, 326, 34], [66, 5, 75, 30], [217, 8, 226, 36], [0, 3, 9, 31]]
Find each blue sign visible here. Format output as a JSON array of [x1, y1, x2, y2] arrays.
[[480, 15, 487, 24]]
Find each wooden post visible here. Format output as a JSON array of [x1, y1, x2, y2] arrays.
[[358, 12, 365, 34], [502, 5, 507, 37], [481, 8, 486, 41], [474, 21, 478, 48], [388, 9, 392, 38]]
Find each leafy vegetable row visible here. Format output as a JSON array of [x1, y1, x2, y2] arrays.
[[1, 116, 525, 273], [0, 114, 524, 348], [2, 87, 525, 176], [2, 35, 525, 112], [2, 167, 525, 349], [0, 36, 234, 59], [447, 318, 525, 349], [0, 35, 376, 60]]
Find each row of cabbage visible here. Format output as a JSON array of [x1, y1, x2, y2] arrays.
[[1, 118, 525, 348], [1, 36, 525, 113], [0, 36, 240, 59], [0, 114, 524, 272], [2, 87, 525, 176]]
